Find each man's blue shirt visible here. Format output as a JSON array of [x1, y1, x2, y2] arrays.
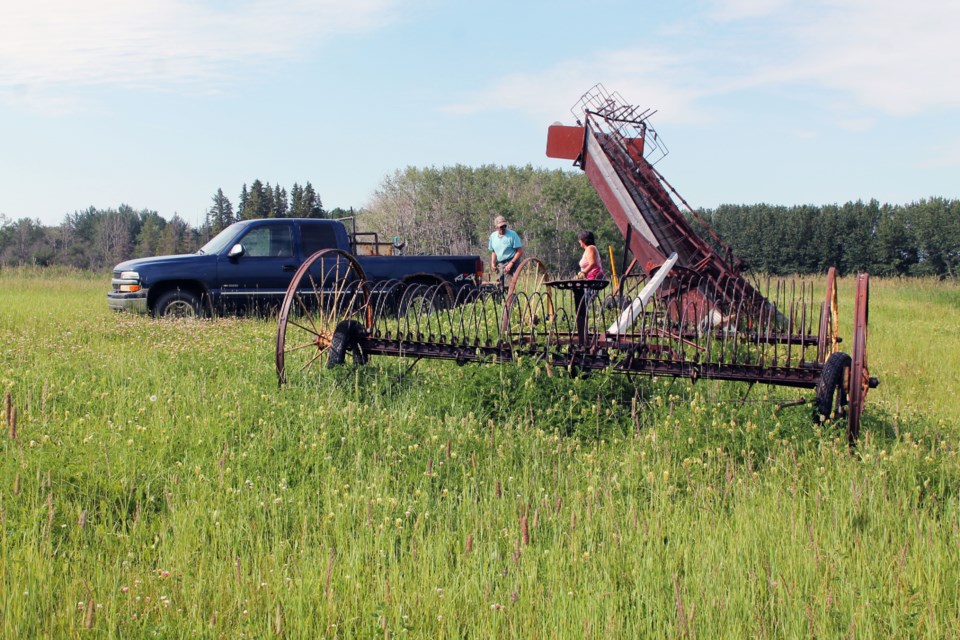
[[488, 229, 522, 263]]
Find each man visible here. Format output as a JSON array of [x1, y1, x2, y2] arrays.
[[488, 215, 523, 287]]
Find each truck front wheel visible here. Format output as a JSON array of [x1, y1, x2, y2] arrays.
[[154, 290, 203, 319]]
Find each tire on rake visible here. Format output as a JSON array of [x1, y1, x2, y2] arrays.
[[327, 320, 368, 368], [814, 351, 851, 424]]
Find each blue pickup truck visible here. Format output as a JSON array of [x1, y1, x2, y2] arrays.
[[107, 218, 482, 317]]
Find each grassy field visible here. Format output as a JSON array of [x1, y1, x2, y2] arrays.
[[1, 268, 958, 638]]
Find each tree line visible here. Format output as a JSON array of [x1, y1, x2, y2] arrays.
[[0, 181, 347, 270], [361, 166, 959, 278], [361, 165, 619, 275], [692, 198, 959, 277], [207, 180, 328, 234], [1, 167, 957, 277], [0, 206, 197, 271]]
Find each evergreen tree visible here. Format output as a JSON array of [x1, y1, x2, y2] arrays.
[[238, 184, 249, 220], [274, 184, 288, 218], [303, 182, 324, 217], [840, 199, 880, 274], [207, 188, 235, 233], [136, 214, 165, 257], [873, 204, 916, 276], [244, 181, 265, 220], [159, 214, 190, 255], [814, 205, 845, 273], [290, 183, 305, 217], [912, 197, 960, 277], [262, 182, 276, 218]]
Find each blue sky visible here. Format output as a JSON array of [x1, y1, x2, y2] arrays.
[[2, 0, 958, 227]]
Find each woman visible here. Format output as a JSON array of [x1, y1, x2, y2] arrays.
[[577, 231, 604, 280]]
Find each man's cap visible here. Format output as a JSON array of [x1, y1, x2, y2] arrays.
[[493, 215, 508, 228]]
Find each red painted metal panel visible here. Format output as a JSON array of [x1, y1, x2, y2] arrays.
[[624, 137, 645, 163], [581, 150, 665, 270], [546, 125, 585, 159]]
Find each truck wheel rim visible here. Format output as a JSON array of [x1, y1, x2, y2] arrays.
[[164, 300, 197, 318]]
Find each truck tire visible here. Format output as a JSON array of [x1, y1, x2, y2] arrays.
[[154, 290, 203, 319], [814, 352, 851, 422], [400, 284, 451, 315], [327, 320, 367, 367]]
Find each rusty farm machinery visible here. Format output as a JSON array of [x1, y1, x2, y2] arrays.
[[274, 85, 878, 444]]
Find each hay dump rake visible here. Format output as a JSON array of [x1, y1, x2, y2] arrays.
[[275, 86, 879, 444]]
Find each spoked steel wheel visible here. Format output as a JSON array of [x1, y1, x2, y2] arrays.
[[848, 273, 875, 445], [276, 249, 371, 385], [500, 257, 553, 348], [817, 267, 839, 364]]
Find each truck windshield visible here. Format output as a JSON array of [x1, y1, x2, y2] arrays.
[[198, 222, 245, 255]]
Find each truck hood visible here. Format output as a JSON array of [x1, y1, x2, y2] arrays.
[[112, 253, 220, 288], [112, 253, 209, 272]]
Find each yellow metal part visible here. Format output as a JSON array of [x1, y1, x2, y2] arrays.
[[607, 245, 619, 291]]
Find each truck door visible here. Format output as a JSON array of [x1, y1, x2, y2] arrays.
[[218, 222, 298, 312], [298, 221, 341, 257], [296, 220, 364, 308]]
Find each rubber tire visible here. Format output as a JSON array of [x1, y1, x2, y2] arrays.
[[154, 290, 203, 319], [814, 352, 851, 422], [326, 320, 367, 368]]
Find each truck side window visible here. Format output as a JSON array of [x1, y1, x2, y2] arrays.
[[241, 225, 293, 257], [301, 224, 337, 256]]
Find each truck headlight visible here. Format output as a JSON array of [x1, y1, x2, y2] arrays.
[[117, 271, 142, 292]]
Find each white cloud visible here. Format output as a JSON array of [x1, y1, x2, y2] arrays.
[[835, 118, 876, 132], [457, 0, 960, 126], [785, 0, 960, 116], [702, 0, 960, 117], [0, 0, 399, 98], [442, 48, 706, 127], [708, 0, 792, 20]]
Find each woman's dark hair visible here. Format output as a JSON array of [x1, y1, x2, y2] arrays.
[[578, 230, 596, 246]]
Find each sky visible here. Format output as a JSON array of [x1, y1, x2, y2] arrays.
[[2, 0, 959, 228]]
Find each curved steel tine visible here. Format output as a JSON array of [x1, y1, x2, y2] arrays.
[[702, 279, 724, 363], [738, 280, 751, 364], [702, 276, 716, 362], [451, 286, 473, 345], [479, 287, 496, 347], [747, 284, 762, 357], [701, 273, 716, 359], [722, 276, 738, 364], [798, 279, 809, 364], [425, 284, 444, 338], [457, 287, 477, 347], [786, 279, 796, 366]]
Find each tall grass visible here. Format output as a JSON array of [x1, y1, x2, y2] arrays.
[[1, 267, 958, 637]]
